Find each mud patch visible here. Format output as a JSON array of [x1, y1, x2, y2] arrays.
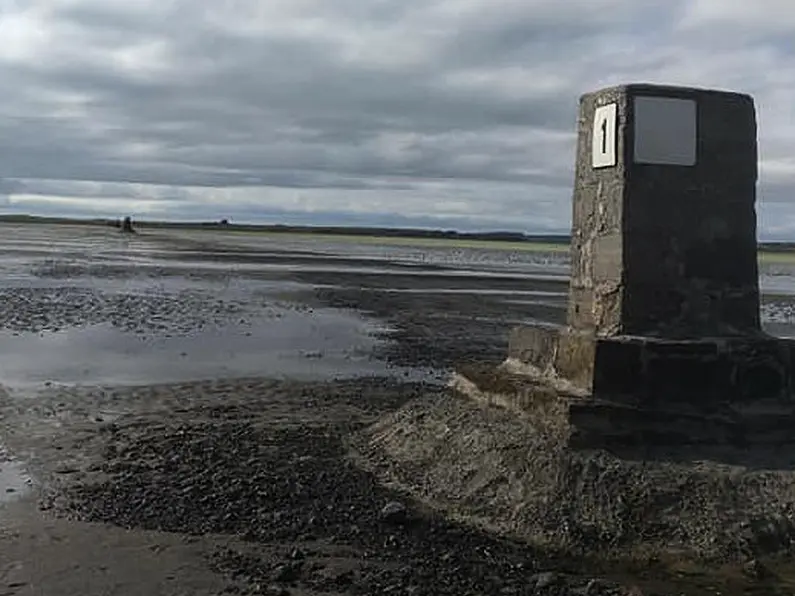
[[0, 497, 232, 596], [37, 379, 638, 596], [354, 390, 795, 566], [300, 286, 567, 371]]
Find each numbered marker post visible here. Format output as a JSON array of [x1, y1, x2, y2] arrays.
[[569, 84, 759, 338], [509, 83, 795, 434]]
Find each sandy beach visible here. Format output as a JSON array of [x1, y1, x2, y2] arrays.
[[2, 223, 795, 595]]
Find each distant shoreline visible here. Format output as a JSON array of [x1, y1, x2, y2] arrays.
[[0, 213, 570, 245], [1, 213, 793, 252]]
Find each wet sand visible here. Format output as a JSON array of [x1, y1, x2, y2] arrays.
[[2, 223, 795, 595]]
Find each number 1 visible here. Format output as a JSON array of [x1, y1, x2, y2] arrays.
[[592, 103, 617, 168]]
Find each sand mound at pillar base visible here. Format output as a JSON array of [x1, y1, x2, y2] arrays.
[[351, 386, 795, 562]]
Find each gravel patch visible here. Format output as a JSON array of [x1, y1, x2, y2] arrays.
[[303, 287, 566, 371], [21, 379, 638, 596], [0, 286, 257, 335]]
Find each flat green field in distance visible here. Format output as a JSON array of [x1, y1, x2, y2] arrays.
[[759, 251, 795, 264], [242, 231, 571, 253], [215, 229, 795, 261], [273, 232, 795, 262]]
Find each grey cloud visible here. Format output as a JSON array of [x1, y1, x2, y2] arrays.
[[0, 0, 794, 234], [3, 3, 580, 184]]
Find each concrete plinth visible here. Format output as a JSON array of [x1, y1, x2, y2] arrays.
[[509, 326, 795, 405]]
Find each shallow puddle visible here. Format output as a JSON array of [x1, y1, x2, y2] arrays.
[[0, 306, 441, 391], [0, 449, 31, 504]]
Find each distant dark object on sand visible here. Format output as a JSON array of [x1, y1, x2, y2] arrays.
[[121, 216, 136, 234]]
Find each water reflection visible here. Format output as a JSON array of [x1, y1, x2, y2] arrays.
[[0, 308, 440, 391]]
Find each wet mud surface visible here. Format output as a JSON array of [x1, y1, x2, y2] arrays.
[[2, 223, 795, 595], [0, 378, 672, 596]]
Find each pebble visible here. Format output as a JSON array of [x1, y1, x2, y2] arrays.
[[271, 561, 302, 583], [743, 558, 770, 580], [533, 571, 560, 590], [380, 501, 408, 524], [573, 579, 606, 595]]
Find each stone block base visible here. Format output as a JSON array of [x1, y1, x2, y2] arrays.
[[453, 360, 795, 451], [508, 325, 795, 405], [500, 325, 795, 449], [567, 397, 795, 449]]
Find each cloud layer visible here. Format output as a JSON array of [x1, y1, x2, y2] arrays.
[[0, 0, 794, 236]]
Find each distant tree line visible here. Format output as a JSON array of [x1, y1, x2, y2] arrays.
[[6, 214, 795, 249], [126, 219, 571, 243]]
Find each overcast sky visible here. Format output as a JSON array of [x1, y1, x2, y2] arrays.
[[0, 1, 794, 237]]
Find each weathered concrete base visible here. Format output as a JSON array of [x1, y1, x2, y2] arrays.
[[509, 325, 795, 404], [458, 328, 795, 450]]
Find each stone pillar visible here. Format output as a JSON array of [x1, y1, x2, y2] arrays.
[[567, 84, 760, 339], [508, 84, 795, 420]]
